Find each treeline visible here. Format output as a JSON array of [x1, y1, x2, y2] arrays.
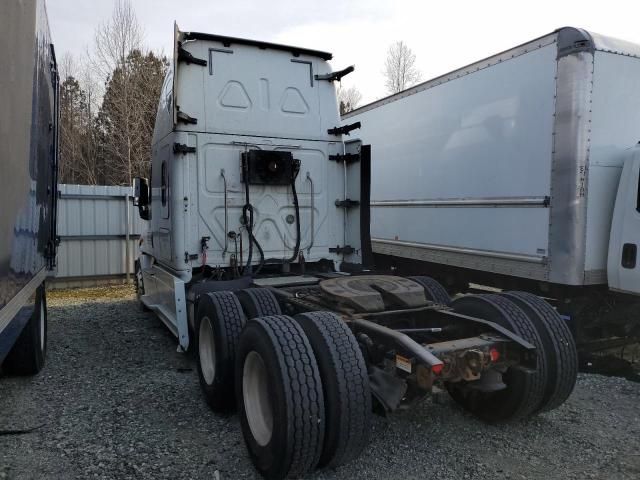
[[58, 1, 424, 185], [58, 1, 167, 185]]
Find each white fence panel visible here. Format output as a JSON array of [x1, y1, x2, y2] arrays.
[[52, 184, 146, 288]]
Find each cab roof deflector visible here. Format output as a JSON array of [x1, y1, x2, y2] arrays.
[[181, 31, 333, 61]]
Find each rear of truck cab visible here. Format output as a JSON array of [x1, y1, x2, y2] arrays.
[[142, 27, 364, 277]]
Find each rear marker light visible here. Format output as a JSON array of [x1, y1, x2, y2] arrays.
[[489, 348, 500, 362], [432, 364, 443, 375]]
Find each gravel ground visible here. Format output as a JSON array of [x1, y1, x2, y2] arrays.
[[1, 286, 639, 480]]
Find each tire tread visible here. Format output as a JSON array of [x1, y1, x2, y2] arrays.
[[238, 288, 282, 319], [294, 311, 371, 468], [196, 291, 246, 410], [502, 291, 578, 412], [3, 285, 46, 375], [408, 276, 451, 305], [250, 315, 324, 478]]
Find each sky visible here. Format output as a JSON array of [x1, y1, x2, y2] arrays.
[[47, 0, 640, 105]]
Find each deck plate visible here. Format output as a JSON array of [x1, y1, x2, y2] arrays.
[[319, 275, 428, 312]]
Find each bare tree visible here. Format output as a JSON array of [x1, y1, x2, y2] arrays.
[[92, 0, 144, 185], [58, 50, 107, 185], [337, 85, 363, 115], [57, 0, 166, 186], [58, 53, 76, 84], [56, 0, 167, 186], [59, 75, 99, 184], [383, 41, 422, 94], [93, 0, 143, 81], [97, 50, 167, 185]]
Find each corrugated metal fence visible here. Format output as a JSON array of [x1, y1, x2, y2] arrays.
[[52, 184, 145, 288]]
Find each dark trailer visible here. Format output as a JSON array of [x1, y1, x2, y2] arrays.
[[0, 0, 59, 374]]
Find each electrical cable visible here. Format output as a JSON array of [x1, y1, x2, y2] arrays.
[[255, 161, 300, 274], [241, 156, 261, 275], [242, 158, 301, 276]]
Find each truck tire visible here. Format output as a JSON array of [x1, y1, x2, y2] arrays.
[[236, 315, 324, 479], [4, 284, 47, 375], [500, 291, 578, 412], [237, 288, 282, 319], [195, 291, 246, 411], [293, 311, 371, 469], [408, 276, 451, 305], [448, 294, 546, 422], [134, 260, 150, 312]]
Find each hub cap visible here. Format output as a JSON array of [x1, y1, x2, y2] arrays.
[[243, 351, 273, 446], [198, 317, 216, 385]]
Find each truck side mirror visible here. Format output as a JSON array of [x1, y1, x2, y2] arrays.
[[133, 177, 150, 221]]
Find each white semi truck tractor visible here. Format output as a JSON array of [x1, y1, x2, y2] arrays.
[[344, 27, 640, 347], [133, 25, 578, 479]]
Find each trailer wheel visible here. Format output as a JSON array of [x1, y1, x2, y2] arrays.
[[4, 284, 47, 375], [195, 291, 246, 411], [448, 294, 546, 421], [408, 276, 451, 305], [236, 315, 324, 479], [237, 288, 282, 319], [293, 311, 371, 469], [134, 260, 150, 312], [500, 291, 578, 412]]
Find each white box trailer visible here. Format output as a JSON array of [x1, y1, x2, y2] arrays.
[[0, 0, 58, 375], [344, 27, 640, 341]]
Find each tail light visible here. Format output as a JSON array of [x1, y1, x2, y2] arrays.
[[489, 348, 500, 362]]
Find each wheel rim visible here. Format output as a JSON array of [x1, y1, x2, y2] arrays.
[[199, 316, 216, 385], [39, 300, 45, 351], [243, 351, 274, 447]]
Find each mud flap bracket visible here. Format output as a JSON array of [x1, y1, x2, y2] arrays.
[[178, 46, 207, 66], [329, 245, 355, 255], [177, 111, 198, 125], [173, 143, 196, 154], [315, 65, 354, 82], [328, 122, 361, 136]]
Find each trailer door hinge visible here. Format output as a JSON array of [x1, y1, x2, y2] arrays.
[[329, 245, 355, 255], [173, 143, 196, 154], [543, 195, 551, 207], [335, 199, 360, 208], [178, 46, 207, 66], [177, 110, 198, 125], [329, 153, 360, 164], [328, 121, 361, 136]]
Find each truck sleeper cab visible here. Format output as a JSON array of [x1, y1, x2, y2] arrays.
[[133, 26, 578, 480]]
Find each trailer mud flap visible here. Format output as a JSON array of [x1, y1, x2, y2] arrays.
[[368, 366, 407, 413]]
